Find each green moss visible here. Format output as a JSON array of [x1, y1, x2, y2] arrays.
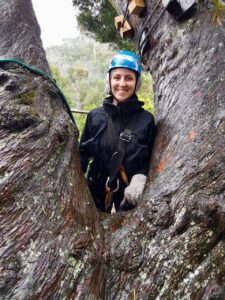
[[19, 90, 36, 105]]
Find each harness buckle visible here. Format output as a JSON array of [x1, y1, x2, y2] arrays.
[[120, 129, 132, 143], [106, 177, 119, 193]]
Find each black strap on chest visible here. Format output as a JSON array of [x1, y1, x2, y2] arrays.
[[106, 113, 137, 190]]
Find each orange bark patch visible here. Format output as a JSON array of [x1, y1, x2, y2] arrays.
[[213, 15, 222, 26], [155, 152, 173, 173], [155, 160, 166, 173], [187, 130, 198, 141]]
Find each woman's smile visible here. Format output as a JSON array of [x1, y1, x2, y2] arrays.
[[110, 68, 136, 103]]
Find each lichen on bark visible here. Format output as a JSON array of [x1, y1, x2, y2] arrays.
[[2, 0, 225, 299]]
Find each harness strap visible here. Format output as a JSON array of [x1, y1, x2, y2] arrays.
[[119, 166, 129, 185], [104, 113, 135, 211], [106, 114, 133, 189]]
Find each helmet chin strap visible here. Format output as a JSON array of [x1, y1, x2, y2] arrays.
[[108, 74, 119, 104], [110, 91, 121, 105]]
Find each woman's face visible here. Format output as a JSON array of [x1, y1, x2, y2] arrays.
[[110, 68, 136, 103]]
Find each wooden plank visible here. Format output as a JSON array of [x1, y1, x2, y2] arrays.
[[128, 0, 145, 15], [119, 21, 133, 38], [114, 15, 124, 30], [115, 15, 132, 39]]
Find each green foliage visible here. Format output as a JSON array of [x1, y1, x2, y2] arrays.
[[46, 36, 154, 138], [50, 63, 104, 136], [72, 0, 134, 50], [138, 73, 155, 115], [47, 37, 112, 136]]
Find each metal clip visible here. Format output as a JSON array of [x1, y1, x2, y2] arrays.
[[106, 177, 120, 193], [120, 129, 132, 142]]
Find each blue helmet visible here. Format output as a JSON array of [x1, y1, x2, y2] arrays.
[[108, 50, 142, 77]]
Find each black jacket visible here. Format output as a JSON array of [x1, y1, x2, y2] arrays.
[[79, 95, 155, 183]]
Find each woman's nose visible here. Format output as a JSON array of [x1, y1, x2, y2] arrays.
[[119, 77, 126, 86]]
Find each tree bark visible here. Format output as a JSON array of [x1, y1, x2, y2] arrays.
[[1, 0, 225, 299], [0, 1, 103, 299], [110, 0, 225, 299]]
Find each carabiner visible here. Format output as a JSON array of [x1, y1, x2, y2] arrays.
[[106, 177, 120, 193]]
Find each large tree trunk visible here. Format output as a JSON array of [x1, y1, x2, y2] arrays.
[[109, 1, 225, 299], [1, 0, 225, 299], [0, 1, 104, 299]]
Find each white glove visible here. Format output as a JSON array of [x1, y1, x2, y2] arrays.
[[120, 174, 147, 207]]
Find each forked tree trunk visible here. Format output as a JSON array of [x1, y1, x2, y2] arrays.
[[1, 0, 225, 299]]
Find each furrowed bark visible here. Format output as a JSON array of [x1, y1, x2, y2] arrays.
[[2, 0, 225, 299], [109, 1, 225, 299], [0, 1, 104, 299]]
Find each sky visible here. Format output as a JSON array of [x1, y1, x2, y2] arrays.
[[31, 0, 79, 47]]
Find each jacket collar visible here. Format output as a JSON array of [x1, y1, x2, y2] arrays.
[[103, 95, 144, 117]]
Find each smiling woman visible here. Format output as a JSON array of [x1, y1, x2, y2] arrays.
[[110, 68, 137, 104], [79, 50, 156, 213], [31, 0, 79, 47]]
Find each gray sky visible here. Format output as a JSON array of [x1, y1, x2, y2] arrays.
[[32, 0, 79, 47]]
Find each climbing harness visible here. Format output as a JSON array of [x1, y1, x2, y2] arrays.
[[104, 112, 139, 212], [105, 176, 120, 211], [0, 58, 75, 124]]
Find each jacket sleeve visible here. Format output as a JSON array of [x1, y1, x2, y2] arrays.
[[79, 112, 92, 173], [137, 115, 156, 176]]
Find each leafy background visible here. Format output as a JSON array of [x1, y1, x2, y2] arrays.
[[46, 36, 154, 137]]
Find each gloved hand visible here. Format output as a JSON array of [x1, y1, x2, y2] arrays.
[[120, 174, 147, 207]]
